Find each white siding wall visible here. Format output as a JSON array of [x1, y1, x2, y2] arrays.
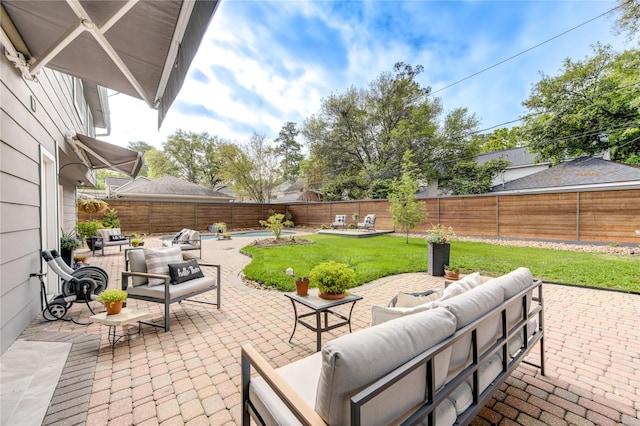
[[0, 54, 88, 354]]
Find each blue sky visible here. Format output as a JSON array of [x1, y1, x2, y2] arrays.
[[104, 0, 629, 149]]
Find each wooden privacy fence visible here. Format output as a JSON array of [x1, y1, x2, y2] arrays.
[[78, 188, 640, 244]]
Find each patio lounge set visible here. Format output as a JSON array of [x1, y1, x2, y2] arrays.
[[242, 267, 544, 425], [331, 214, 377, 231]]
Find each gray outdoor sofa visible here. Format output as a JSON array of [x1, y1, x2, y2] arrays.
[[241, 267, 544, 425], [91, 227, 131, 256]]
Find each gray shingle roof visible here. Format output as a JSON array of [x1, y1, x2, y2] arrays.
[[477, 147, 542, 167], [116, 175, 232, 198], [492, 157, 640, 192]]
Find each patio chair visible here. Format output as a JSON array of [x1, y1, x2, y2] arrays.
[[357, 214, 376, 231], [163, 228, 202, 258], [122, 246, 220, 331], [331, 215, 347, 229]]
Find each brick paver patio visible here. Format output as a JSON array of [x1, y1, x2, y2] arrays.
[[18, 234, 640, 425]]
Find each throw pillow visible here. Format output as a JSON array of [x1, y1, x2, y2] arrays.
[[395, 289, 443, 308], [172, 228, 189, 242], [371, 302, 434, 326], [144, 246, 183, 287], [168, 259, 204, 284], [440, 272, 482, 300], [109, 234, 127, 241]]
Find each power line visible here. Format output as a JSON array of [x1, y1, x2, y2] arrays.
[[431, 1, 630, 95]]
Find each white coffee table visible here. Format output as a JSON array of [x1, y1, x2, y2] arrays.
[[90, 308, 151, 348]]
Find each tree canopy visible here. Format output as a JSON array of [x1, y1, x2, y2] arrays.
[[302, 62, 481, 200], [522, 44, 640, 164]]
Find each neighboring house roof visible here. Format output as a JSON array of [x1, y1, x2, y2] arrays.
[[113, 176, 151, 193], [492, 157, 640, 193], [476, 146, 547, 168], [105, 177, 132, 188], [115, 176, 233, 201], [283, 179, 305, 193], [278, 190, 323, 203]]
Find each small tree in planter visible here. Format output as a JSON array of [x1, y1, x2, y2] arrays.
[[309, 261, 355, 300]]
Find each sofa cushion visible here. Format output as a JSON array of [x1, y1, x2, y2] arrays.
[[168, 259, 204, 284], [447, 353, 504, 415], [178, 229, 192, 242], [440, 272, 482, 300], [249, 352, 323, 426], [172, 228, 189, 242], [431, 282, 505, 382], [395, 289, 442, 308], [109, 234, 127, 241], [127, 276, 216, 300], [370, 302, 434, 326], [127, 249, 148, 286], [144, 246, 183, 287], [316, 307, 457, 426]]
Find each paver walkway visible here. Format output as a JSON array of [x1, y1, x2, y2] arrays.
[[17, 234, 640, 425]]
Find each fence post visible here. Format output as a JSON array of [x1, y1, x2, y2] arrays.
[[576, 192, 580, 242]]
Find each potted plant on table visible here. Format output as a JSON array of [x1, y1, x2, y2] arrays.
[[425, 224, 456, 277], [286, 268, 309, 296], [444, 263, 460, 281], [309, 261, 355, 300], [96, 289, 128, 315]]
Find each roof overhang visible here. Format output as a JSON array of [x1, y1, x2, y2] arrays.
[[0, 0, 219, 127], [66, 133, 143, 178]]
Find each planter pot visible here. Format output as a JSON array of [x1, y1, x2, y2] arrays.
[[86, 238, 94, 250], [427, 243, 450, 276], [105, 301, 123, 315], [444, 270, 460, 281], [319, 292, 345, 300], [60, 248, 73, 267], [295, 279, 309, 296]]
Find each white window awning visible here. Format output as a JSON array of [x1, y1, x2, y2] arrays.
[[1, 0, 219, 126]]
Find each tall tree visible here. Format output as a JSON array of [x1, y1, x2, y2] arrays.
[[303, 62, 480, 199], [144, 149, 180, 179], [274, 122, 303, 182], [438, 158, 510, 195], [201, 135, 227, 191], [614, 0, 640, 44], [127, 141, 154, 176], [219, 133, 283, 203], [163, 130, 205, 183], [522, 44, 640, 164], [477, 127, 522, 153], [388, 150, 426, 244]]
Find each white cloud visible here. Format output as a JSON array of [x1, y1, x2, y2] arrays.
[[103, 0, 629, 151]]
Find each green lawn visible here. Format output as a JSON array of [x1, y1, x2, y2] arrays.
[[241, 234, 640, 293]]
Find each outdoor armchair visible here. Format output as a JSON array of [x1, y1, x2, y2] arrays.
[[122, 246, 220, 331], [331, 215, 347, 229], [357, 214, 376, 231]]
